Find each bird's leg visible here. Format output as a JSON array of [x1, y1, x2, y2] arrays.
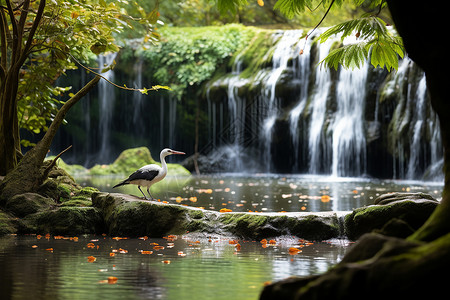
[[146, 187, 154, 201], [138, 186, 149, 200]]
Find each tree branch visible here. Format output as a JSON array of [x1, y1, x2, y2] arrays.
[[18, 0, 45, 66], [42, 144, 72, 179]]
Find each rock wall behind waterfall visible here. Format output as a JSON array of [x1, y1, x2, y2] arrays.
[[203, 29, 442, 179], [48, 28, 443, 180]]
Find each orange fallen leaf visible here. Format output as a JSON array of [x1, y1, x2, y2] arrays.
[[108, 276, 118, 284], [269, 240, 276, 245], [109, 252, 115, 257], [178, 251, 186, 257], [87, 256, 96, 262], [87, 242, 95, 248], [219, 208, 232, 213], [288, 247, 301, 255], [228, 240, 238, 245], [46, 248, 53, 252], [260, 239, 268, 244], [162, 260, 171, 264], [31, 245, 38, 248], [153, 245, 164, 251], [141, 251, 153, 255], [235, 243, 241, 251]]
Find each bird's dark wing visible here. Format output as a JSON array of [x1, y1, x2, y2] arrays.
[[127, 168, 159, 182]]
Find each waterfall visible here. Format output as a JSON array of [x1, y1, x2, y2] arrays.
[[308, 39, 334, 174], [289, 38, 311, 171], [97, 53, 118, 163], [50, 28, 444, 180], [406, 74, 427, 179], [260, 30, 303, 171], [331, 64, 368, 177]]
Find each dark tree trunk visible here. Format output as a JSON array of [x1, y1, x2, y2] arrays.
[[0, 76, 100, 204], [387, 0, 450, 241]]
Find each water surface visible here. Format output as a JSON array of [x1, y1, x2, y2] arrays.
[[0, 235, 350, 300], [78, 173, 443, 212]]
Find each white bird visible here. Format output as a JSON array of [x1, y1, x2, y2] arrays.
[[113, 148, 185, 200]]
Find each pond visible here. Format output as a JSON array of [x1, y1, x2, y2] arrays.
[[77, 173, 443, 212], [0, 234, 350, 300], [1, 174, 442, 299]]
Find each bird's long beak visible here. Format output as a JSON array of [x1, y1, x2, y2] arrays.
[[171, 150, 185, 155]]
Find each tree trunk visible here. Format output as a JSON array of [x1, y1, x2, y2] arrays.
[[386, 0, 450, 241], [0, 75, 101, 203], [0, 0, 46, 176]]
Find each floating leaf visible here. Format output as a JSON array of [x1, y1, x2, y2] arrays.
[[87, 256, 96, 263], [108, 277, 118, 284], [288, 247, 301, 255]]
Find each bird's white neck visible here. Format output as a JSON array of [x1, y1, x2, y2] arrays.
[[160, 152, 168, 174]]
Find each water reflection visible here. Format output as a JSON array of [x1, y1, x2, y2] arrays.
[[0, 235, 350, 300], [77, 174, 443, 212]]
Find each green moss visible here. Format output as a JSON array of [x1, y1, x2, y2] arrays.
[[89, 147, 155, 175], [0, 210, 16, 236], [33, 207, 104, 235]]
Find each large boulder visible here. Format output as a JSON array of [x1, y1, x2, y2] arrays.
[[92, 192, 345, 240], [0, 209, 16, 236], [344, 192, 438, 240], [92, 192, 219, 237], [18, 207, 104, 235], [5, 193, 55, 218], [260, 232, 450, 299]]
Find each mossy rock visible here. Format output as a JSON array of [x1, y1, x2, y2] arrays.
[[344, 198, 438, 240], [92, 192, 190, 237], [220, 212, 341, 240], [5, 193, 56, 218], [261, 232, 450, 299], [0, 210, 17, 236], [89, 147, 155, 175], [23, 207, 105, 235]]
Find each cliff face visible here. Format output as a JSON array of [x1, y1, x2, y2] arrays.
[[50, 25, 442, 180]]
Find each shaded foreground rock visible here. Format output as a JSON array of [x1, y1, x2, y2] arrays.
[[92, 192, 345, 239], [344, 192, 438, 240], [260, 232, 450, 299]]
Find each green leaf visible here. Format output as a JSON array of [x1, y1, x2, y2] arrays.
[[273, 0, 312, 19]]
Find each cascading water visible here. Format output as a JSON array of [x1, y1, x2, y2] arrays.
[[97, 53, 118, 163], [307, 39, 334, 174], [260, 30, 303, 171], [51, 28, 444, 180], [331, 63, 368, 177], [289, 37, 311, 172]]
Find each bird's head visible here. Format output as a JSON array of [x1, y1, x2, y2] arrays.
[[161, 148, 185, 157]]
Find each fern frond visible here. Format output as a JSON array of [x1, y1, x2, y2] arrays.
[[273, 0, 314, 18], [320, 16, 387, 42], [368, 38, 405, 71], [320, 42, 369, 70]]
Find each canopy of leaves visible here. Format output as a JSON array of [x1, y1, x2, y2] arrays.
[[217, 0, 404, 71], [10, 0, 159, 145]]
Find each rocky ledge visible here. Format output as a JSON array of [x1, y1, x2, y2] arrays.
[[0, 188, 440, 241]]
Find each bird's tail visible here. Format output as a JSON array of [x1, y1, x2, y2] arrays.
[[112, 180, 129, 188]]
